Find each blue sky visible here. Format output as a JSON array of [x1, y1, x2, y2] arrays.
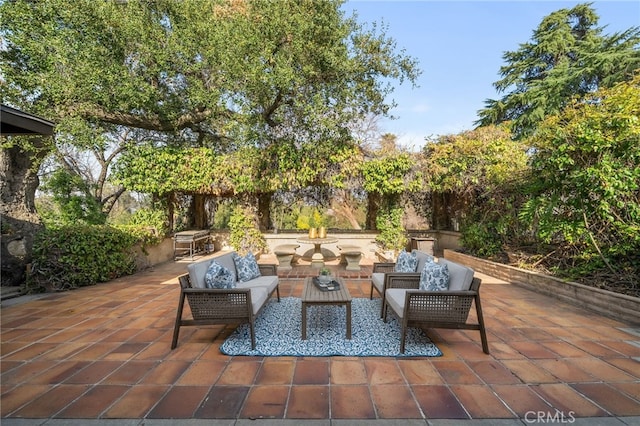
[[342, 1, 640, 150]]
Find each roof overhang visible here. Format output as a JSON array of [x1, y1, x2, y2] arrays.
[[1, 104, 55, 136]]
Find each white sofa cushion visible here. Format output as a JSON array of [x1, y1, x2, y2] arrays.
[[439, 258, 474, 291], [187, 259, 214, 289], [385, 289, 408, 319], [371, 272, 385, 295], [414, 250, 435, 272], [248, 287, 268, 315], [236, 275, 279, 295]]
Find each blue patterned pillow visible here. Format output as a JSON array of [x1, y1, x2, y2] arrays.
[[395, 250, 418, 272], [204, 261, 235, 289], [419, 262, 450, 291], [233, 252, 261, 282]]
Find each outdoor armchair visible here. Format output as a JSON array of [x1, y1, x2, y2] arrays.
[[383, 274, 489, 354]]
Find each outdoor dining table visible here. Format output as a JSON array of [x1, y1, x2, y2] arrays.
[[296, 236, 338, 268]]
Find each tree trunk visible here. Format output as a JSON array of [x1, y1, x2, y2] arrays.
[[257, 192, 272, 231], [432, 191, 451, 230], [366, 192, 381, 230], [1, 139, 50, 286], [193, 194, 207, 229]]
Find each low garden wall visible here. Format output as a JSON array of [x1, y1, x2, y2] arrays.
[[444, 249, 640, 325]]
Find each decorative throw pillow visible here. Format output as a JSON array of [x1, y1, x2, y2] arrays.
[[394, 250, 418, 272], [233, 252, 261, 282], [419, 262, 450, 291], [204, 261, 235, 289]]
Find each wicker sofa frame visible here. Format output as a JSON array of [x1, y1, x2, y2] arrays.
[[383, 276, 489, 354], [172, 264, 279, 350]]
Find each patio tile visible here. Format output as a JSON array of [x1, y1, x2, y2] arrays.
[[330, 385, 376, 419], [138, 360, 192, 385], [449, 384, 515, 419], [467, 360, 521, 384], [286, 385, 330, 419], [101, 360, 158, 384], [28, 360, 91, 384], [571, 383, 640, 416], [500, 360, 557, 384], [397, 359, 444, 385], [0, 384, 51, 417], [429, 360, 482, 385], [531, 383, 608, 417], [534, 359, 597, 382], [293, 359, 329, 385], [491, 384, 553, 417], [364, 358, 406, 385], [191, 385, 250, 419], [64, 360, 122, 384], [2, 258, 640, 422], [55, 384, 129, 418], [102, 385, 169, 418], [238, 385, 286, 419], [177, 360, 227, 385], [255, 359, 295, 385], [568, 358, 636, 381], [370, 384, 422, 419], [412, 384, 469, 419], [329, 359, 369, 385], [146, 385, 210, 418], [217, 360, 261, 385], [11, 384, 89, 418]]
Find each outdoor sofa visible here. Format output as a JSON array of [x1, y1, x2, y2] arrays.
[[172, 251, 280, 350]]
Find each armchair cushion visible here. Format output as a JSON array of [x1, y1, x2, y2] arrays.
[[204, 261, 236, 289], [395, 250, 418, 272], [419, 262, 450, 291], [371, 272, 385, 295], [233, 252, 262, 282], [414, 249, 436, 272], [439, 258, 474, 291]]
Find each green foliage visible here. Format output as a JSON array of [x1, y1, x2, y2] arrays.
[[39, 168, 106, 225], [361, 153, 421, 194], [477, 3, 640, 138], [118, 206, 170, 246], [521, 75, 640, 261], [460, 223, 502, 258], [375, 207, 407, 252], [296, 208, 327, 229], [28, 225, 138, 292], [228, 205, 267, 256], [2, 0, 419, 205]]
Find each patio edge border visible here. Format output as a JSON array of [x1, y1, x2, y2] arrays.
[[444, 249, 640, 326]]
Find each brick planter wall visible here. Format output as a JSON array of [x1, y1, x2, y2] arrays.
[[444, 249, 640, 325]]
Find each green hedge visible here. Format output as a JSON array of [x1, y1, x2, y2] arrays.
[[27, 224, 148, 293]]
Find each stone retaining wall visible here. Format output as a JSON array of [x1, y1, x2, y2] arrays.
[[444, 249, 640, 325]]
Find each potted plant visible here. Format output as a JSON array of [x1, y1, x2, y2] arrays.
[[318, 266, 332, 284]]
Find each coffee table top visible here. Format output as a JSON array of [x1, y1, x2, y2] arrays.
[[302, 276, 351, 303]]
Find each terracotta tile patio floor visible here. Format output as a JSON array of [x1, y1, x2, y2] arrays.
[[1, 251, 639, 425]]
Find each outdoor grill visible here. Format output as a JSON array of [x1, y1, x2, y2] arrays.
[[173, 229, 211, 260]]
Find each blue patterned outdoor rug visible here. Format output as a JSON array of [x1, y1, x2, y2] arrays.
[[220, 297, 442, 357]]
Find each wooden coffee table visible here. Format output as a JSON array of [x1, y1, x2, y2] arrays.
[[301, 276, 352, 340]]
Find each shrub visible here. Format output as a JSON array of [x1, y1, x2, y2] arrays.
[[27, 225, 139, 292]]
